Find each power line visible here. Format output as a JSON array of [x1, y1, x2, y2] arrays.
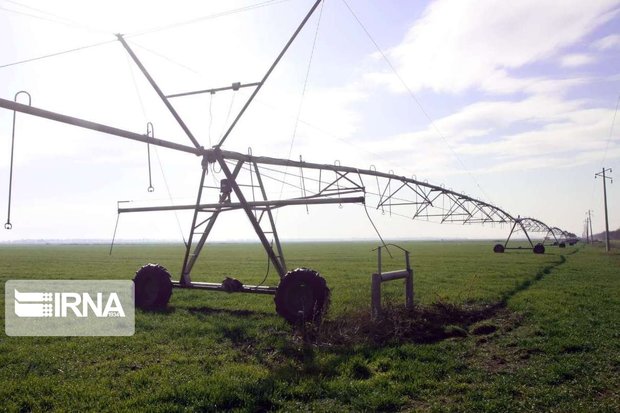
[[276, 0, 325, 220], [128, 40, 202, 76], [1, 0, 109, 34], [0, 39, 114, 70], [287, 0, 325, 158], [601, 93, 620, 167], [0, 0, 294, 71], [126, 0, 293, 38], [589, 93, 619, 208], [124, 54, 188, 246], [340, 0, 494, 205]]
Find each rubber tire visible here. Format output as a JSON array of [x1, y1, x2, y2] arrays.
[[533, 243, 545, 254], [274, 268, 330, 324], [493, 244, 505, 253], [558, 242, 566, 248], [133, 263, 173, 310]]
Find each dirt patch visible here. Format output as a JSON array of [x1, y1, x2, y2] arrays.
[[300, 301, 517, 347], [471, 323, 498, 335]]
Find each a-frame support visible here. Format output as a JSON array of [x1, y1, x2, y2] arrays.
[[496, 216, 546, 254], [179, 152, 289, 285]]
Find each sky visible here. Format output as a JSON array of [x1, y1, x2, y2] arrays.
[[0, 0, 619, 243]]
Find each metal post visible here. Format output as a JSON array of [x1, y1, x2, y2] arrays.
[[371, 246, 382, 319], [595, 168, 613, 252], [5, 91, 31, 230], [404, 250, 413, 308], [371, 273, 381, 319]]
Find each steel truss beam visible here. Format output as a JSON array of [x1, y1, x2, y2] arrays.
[[0, 93, 573, 264], [0, 0, 575, 287], [500, 216, 562, 251]]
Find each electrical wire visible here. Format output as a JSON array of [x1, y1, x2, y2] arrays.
[[589, 93, 619, 209], [219, 92, 237, 141], [152, 147, 189, 247], [208, 92, 214, 147], [0, 0, 292, 70], [0, 2, 108, 34], [340, 0, 494, 205], [254, 242, 272, 288], [0, 39, 114, 70], [275, 0, 325, 221], [286, 0, 325, 160], [363, 198, 392, 257], [129, 40, 202, 76], [109, 213, 121, 255], [124, 54, 188, 246], [601, 93, 620, 167], [126, 0, 293, 38]]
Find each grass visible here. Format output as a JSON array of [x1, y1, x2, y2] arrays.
[[0, 240, 618, 412]]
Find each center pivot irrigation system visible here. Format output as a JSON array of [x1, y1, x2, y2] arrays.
[[2, 0, 576, 323]]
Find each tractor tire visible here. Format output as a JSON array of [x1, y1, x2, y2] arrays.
[[533, 243, 545, 254], [274, 268, 330, 324], [133, 263, 173, 311], [493, 244, 505, 253]]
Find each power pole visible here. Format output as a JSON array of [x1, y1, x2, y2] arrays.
[[595, 168, 613, 252], [588, 210, 594, 244], [584, 218, 589, 244]]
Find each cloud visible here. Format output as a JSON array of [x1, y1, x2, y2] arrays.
[[560, 53, 595, 67], [356, 96, 619, 177], [367, 0, 619, 94], [592, 33, 620, 50], [350, 0, 620, 181]]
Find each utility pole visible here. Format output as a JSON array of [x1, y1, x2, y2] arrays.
[[587, 210, 594, 244], [595, 168, 613, 252]]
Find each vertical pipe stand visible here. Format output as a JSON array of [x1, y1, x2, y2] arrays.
[[371, 244, 414, 320]]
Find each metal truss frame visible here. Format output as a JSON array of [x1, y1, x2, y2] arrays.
[[0, 0, 576, 296]]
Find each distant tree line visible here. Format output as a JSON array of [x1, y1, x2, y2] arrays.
[[593, 227, 620, 241]]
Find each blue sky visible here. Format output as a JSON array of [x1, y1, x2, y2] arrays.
[[0, 0, 618, 242]]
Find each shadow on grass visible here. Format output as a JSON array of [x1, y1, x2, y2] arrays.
[[192, 249, 578, 351], [306, 248, 581, 349], [187, 305, 275, 319], [499, 254, 567, 303], [310, 301, 509, 347], [137, 306, 176, 315]]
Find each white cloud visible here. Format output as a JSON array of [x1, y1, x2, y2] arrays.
[[368, 0, 619, 94], [357, 97, 619, 177], [2, 0, 619, 240], [592, 34, 620, 50], [560, 53, 596, 67], [459, 106, 615, 157]]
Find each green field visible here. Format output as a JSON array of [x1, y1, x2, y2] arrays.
[[0, 241, 618, 412]]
